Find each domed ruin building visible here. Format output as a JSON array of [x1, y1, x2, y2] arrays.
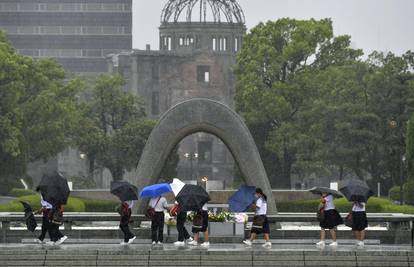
[[109, 0, 247, 187]]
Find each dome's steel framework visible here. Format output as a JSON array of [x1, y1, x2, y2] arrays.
[[161, 0, 245, 24]]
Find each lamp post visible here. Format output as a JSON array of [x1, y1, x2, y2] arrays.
[[400, 154, 406, 205], [184, 152, 198, 180]]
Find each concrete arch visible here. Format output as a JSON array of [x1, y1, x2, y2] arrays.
[[134, 98, 277, 214]]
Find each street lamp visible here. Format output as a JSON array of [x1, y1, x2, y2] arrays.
[[400, 154, 406, 205], [184, 152, 198, 180]]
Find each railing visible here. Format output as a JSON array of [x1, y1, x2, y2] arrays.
[[1, 212, 413, 244]]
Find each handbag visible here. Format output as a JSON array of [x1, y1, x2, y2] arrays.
[[316, 203, 325, 222], [192, 213, 204, 229], [345, 212, 353, 227], [50, 207, 64, 226], [145, 197, 161, 219], [252, 215, 265, 229]]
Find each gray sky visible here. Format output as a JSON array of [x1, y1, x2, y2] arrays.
[[133, 0, 414, 56]]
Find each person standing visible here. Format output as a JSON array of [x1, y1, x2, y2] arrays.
[[243, 188, 272, 248], [188, 203, 210, 248], [316, 192, 343, 248], [173, 203, 193, 246], [351, 202, 368, 247], [119, 200, 136, 245], [149, 196, 169, 245]]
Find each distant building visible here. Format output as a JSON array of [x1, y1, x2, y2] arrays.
[[0, 0, 132, 75], [0, 0, 132, 187], [109, 0, 246, 187]]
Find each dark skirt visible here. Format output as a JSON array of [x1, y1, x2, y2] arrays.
[[351, 211, 368, 231], [320, 209, 343, 229], [192, 210, 208, 233], [251, 215, 270, 235]]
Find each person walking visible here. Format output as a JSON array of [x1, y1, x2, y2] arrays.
[[351, 202, 368, 247], [149, 196, 169, 245], [173, 203, 193, 246], [49, 204, 68, 245], [35, 189, 53, 244], [188, 203, 209, 247], [316, 192, 343, 248], [119, 200, 136, 245], [243, 188, 272, 248]]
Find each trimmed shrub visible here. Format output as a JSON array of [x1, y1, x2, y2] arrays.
[[403, 180, 414, 205], [81, 198, 118, 212], [0, 195, 86, 212], [8, 188, 36, 197], [389, 186, 401, 202], [276, 197, 414, 214]]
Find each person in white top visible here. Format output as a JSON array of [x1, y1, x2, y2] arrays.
[[35, 189, 53, 244], [351, 202, 367, 247], [316, 193, 343, 248], [243, 188, 272, 248], [188, 203, 210, 247], [149, 196, 169, 245]]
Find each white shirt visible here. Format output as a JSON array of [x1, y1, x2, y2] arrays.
[[352, 202, 366, 212], [255, 197, 267, 215], [149, 196, 168, 212], [323, 195, 335, 211], [40, 195, 53, 209], [202, 204, 208, 211]]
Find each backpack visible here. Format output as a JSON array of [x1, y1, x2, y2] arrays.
[[50, 206, 64, 225], [192, 213, 204, 229]]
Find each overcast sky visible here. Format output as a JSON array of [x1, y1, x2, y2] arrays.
[[133, 0, 414, 56]]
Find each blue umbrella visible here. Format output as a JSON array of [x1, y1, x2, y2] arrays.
[[228, 186, 256, 212], [139, 183, 172, 198]]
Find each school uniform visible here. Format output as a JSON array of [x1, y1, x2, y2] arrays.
[[351, 202, 368, 231], [251, 197, 270, 234], [192, 204, 209, 233], [149, 196, 168, 243], [38, 198, 52, 242], [319, 194, 343, 229], [120, 201, 135, 242], [176, 210, 190, 242], [49, 205, 64, 242]]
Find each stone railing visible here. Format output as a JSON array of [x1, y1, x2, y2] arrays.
[[1, 212, 413, 244]]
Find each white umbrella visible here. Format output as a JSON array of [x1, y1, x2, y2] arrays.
[[170, 178, 185, 196]]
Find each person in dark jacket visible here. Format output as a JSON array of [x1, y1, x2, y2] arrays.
[[119, 200, 136, 245]]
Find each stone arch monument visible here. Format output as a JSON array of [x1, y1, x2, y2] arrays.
[[134, 98, 277, 214]]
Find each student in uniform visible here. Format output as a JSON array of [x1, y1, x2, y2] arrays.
[[316, 192, 343, 248], [149, 196, 169, 245], [119, 200, 136, 245], [188, 203, 210, 247], [352, 202, 368, 247], [35, 189, 53, 244], [243, 188, 272, 248], [49, 204, 68, 245], [173, 202, 193, 246]]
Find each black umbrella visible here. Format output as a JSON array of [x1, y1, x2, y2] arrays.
[[110, 180, 139, 202], [309, 187, 344, 198], [339, 179, 374, 202], [20, 201, 37, 232], [175, 184, 210, 212], [37, 172, 70, 206]]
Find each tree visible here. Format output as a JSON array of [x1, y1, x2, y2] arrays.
[[74, 74, 156, 181], [234, 18, 362, 188], [0, 31, 81, 193]]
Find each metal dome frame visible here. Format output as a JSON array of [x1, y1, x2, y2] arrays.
[[161, 0, 245, 24]]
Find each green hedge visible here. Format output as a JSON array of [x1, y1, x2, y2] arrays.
[[8, 188, 36, 197], [389, 186, 401, 201], [0, 195, 86, 212], [80, 198, 118, 212], [276, 197, 414, 214]]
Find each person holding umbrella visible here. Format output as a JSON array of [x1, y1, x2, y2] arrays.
[[49, 204, 67, 245], [339, 179, 373, 248], [172, 202, 193, 247], [243, 188, 272, 248], [188, 203, 210, 248], [119, 200, 136, 245], [316, 192, 343, 248], [34, 187, 52, 244], [148, 195, 169, 245], [111, 180, 139, 245]]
